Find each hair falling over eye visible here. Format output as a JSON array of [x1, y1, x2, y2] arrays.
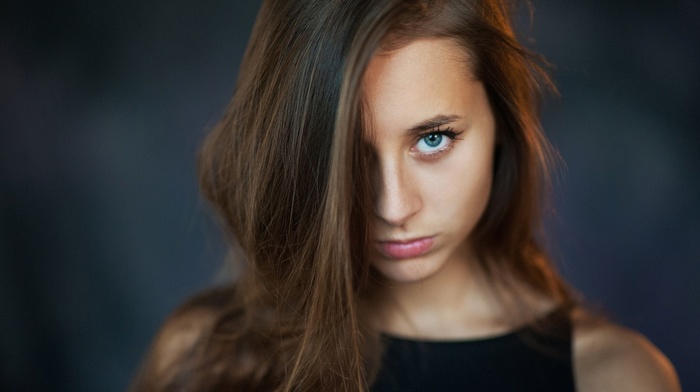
[[183, 0, 577, 391]]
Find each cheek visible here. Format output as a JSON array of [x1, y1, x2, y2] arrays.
[[417, 146, 494, 225]]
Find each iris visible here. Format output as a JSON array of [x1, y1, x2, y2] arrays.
[[424, 133, 442, 147]]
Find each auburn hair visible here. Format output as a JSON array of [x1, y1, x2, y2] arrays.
[[133, 0, 575, 391]]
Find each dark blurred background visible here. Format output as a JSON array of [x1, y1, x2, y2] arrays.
[[1, 1, 698, 391]]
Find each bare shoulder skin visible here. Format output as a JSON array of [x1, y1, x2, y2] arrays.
[[573, 308, 681, 392]]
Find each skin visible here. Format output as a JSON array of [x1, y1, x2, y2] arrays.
[[361, 37, 681, 391], [362, 37, 506, 340]]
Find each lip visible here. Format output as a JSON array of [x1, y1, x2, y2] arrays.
[[376, 237, 435, 259]]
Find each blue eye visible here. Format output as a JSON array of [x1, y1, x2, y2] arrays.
[[424, 134, 443, 147], [415, 132, 450, 153]]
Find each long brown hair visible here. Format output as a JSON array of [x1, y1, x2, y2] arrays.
[[153, 0, 575, 390]]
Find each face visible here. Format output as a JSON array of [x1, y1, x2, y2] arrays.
[[362, 38, 496, 285]]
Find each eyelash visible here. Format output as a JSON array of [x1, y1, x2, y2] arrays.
[[412, 127, 462, 158]]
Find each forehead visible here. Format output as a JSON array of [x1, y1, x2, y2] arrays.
[[361, 38, 477, 138]]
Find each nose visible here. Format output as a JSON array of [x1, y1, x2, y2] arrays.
[[375, 158, 422, 227]]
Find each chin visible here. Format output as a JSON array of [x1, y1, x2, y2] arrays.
[[371, 254, 447, 285]]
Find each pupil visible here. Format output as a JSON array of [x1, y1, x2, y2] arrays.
[[426, 134, 442, 147]]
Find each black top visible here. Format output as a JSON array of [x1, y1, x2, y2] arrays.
[[371, 310, 576, 392]]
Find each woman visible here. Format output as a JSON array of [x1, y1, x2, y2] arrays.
[[131, 0, 681, 391]]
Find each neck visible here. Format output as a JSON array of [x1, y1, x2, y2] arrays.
[[367, 242, 513, 340]]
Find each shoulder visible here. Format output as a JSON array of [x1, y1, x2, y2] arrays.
[[129, 285, 236, 391], [571, 308, 681, 392]]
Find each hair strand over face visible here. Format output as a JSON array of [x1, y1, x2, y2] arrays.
[[191, 0, 575, 390]]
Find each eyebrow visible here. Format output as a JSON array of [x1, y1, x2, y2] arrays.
[[406, 114, 462, 135]]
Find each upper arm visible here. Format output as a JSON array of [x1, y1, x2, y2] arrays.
[[573, 310, 681, 392]]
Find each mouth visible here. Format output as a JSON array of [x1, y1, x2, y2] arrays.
[[376, 237, 435, 259]]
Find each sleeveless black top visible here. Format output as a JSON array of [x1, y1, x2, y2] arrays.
[[371, 310, 576, 392]]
